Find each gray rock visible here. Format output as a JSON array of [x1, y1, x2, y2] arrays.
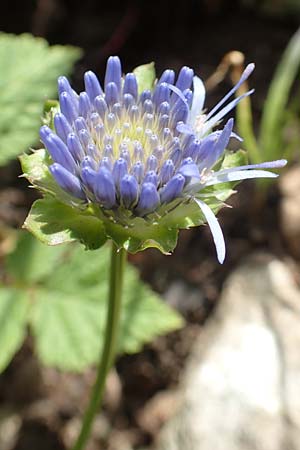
[[279, 165, 300, 259], [157, 254, 300, 450]]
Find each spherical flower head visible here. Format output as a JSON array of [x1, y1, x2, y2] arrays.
[[21, 57, 286, 261]]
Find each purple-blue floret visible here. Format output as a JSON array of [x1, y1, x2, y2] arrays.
[[39, 56, 287, 263]]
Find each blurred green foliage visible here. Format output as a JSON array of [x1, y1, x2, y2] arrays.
[[0, 32, 81, 166], [236, 27, 300, 184], [0, 232, 183, 373]]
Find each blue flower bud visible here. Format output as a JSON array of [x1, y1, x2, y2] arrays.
[[94, 167, 116, 209], [78, 92, 92, 118], [158, 101, 170, 115], [54, 113, 72, 143], [81, 165, 97, 193], [160, 173, 185, 204], [146, 155, 158, 171], [78, 129, 90, 148], [67, 133, 85, 161], [105, 56, 122, 92], [59, 91, 78, 124], [50, 163, 85, 199], [94, 96, 108, 116], [81, 155, 97, 171], [153, 82, 170, 108], [183, 139, 201, 160], [158, 69, 175, 85], [112, 158, 128, 187], [132, 161, 144, 183], [139, 89, 152, 103], [123, 93, 134, 109], [39, 125, 52, 142], [175, 66, 194, 92], [136, 182, 160, 215], [178, 162, 200, 179], [120, 174, 139, 208], [84, 71, 103, 102], [123, 73, 138, 99], [58, 76, 78, 102], [143, 99, 154, 114], [105, 82, 119, 106], [160, 159, 175, 185], [144, 170, 158, 186], [75, 117, 88, 133], [42, 133, 76, 173], [183, 88, 193, 108], [100, 156, 112, 171]]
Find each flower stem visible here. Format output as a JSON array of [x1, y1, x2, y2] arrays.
[[72, 242, 126, 450]]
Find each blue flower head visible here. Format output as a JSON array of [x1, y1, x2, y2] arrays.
[[22, 57, 286, 261]]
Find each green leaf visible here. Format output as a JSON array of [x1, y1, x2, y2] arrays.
[[133, 62, 156, 94], [0, 32, 81, 166], [6, 230, 66, 283], [30, 244, 183, 372], [259, 27, 300, 161], [0, 287, 29, 372], [24, 197, 107, 250]]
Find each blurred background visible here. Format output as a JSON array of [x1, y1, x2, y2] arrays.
[[0, 1, 300, 450]]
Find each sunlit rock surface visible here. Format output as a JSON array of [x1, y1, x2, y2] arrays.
[[157, 253, 300, 450]]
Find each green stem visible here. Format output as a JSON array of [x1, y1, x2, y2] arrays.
[[72, 242, 126, 450]]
